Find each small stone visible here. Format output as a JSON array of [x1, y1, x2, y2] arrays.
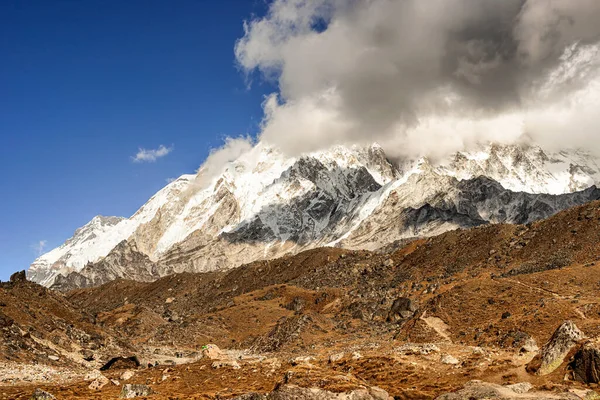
[[47, 355, 59, 361], [290, 356, 315, 366], [397, 343, 440, 355], [211, 360, 240, 369], [120, 370, 135, 381], [520, 338, 539, 354], [352, 351, 362, 360], [441, 354, 460, 365], [88, 375, 109, 390], [329, 352, 345, 363], [369, 386, 393, 400], [165, 297, 174, 304]]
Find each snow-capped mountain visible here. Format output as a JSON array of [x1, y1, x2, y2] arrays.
[[28, 142, 600, 289]]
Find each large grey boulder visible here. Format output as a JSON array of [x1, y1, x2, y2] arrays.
[[534, 321, 585, 376]]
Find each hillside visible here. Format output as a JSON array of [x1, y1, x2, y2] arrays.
[[5, 200, 600, 398]]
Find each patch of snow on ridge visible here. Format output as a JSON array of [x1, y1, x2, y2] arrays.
[[28, 175, 194, 286]]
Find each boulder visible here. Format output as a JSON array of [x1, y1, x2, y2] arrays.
[[10, 270, 26, 283], [29, 389, 55, 400], [570, 339, 600, 383], [201, 344, 223, 360], [290, 356, 315, 366], [440, 354, 459, 365], [520, 337, 539, 354], [120, 384, 154, 398], [120, 370, 135, 381], [397, 343, 440, 355], [329, 352, 345, 363], [531, 321, 584, 376], [387, 297, 417, 322], [88, 374, 109, 390], [100, 356, 141, 371]]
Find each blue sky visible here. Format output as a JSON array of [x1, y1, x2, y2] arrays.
[[0, 0, 274, 279]]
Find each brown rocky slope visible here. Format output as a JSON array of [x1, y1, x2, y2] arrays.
[[6, 200, 600, 398]]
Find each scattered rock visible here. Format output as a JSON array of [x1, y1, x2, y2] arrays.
[[284, 297, 306, 312], [120, 384, 155, 398], [397, 343, 440, 355], [506, 382, 533, 394], [47, 355, 59, 361], [472, 347, 485, 356], [568, 389, 600, 400], [291, 356, 315, 366], [387, 297, 417, 322], [88, 374, 110, 390], [352, 351, 362, 360], [212, 360, 241, 369], [165, 297, 174, 304], [120, 370, 135, 381], [520, 338, 539, 354], [435, 380, 578, 399], [237, 384, 393, 400], [441, 354, 459, 365], [81, 349, 95, 361], [329, 352, 345, 363], [530, 321, 584, 376], [29, 388, 55, 400]]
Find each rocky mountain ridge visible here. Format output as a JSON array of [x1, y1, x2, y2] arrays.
[[28, 142, 600, 289]]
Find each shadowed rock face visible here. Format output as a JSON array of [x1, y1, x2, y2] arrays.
[[570, 339, 600, 384]]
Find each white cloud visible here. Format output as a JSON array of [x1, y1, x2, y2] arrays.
[[235, 0, 600, 159], [192, 136, 254, 189], [132, 145, 173, 163], [31, 240, 47, 256]]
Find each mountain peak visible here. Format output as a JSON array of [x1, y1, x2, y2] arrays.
[[28, 142, 600, 288]]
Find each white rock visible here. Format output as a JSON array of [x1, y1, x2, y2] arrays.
[[441, 354, 460, 365], [120, 370, 135, 381]]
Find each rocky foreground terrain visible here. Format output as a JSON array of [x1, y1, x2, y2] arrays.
[[7, 200, 600, 398]]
